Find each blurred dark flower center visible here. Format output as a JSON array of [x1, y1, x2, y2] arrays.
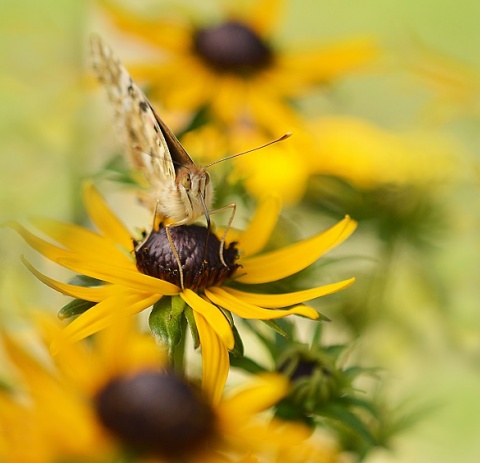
[[193, 21, 273, 73], [95, 370, 216, 459], [135, 224, 240, 291]]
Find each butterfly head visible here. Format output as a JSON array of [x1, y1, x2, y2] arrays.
[[175, 166, 214, 223]]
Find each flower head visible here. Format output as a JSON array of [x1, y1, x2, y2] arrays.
[[97, 0, 377, 133], [9, 182, 356, 403]]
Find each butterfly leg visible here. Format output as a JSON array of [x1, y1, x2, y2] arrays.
[[209, 203, 236, 267], [165, 223, 185, 290]]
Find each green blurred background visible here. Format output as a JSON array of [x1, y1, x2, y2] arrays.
[[1, 1, 480, 462]]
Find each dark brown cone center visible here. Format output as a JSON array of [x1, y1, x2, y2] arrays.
[[193, 20, 273, 73], [135, 225, 240, 291], [95, 371, 216, 459]]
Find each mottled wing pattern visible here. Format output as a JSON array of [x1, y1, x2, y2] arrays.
[[90, 34, 178, 196]]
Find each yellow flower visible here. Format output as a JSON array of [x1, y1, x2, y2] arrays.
[[1, 313, 348, 463], [307, 115, 460, 187], [97, 0, 377, 133], [8, 183, 356, 404]]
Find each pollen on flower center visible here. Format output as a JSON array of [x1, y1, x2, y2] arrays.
[[94, 370, 217, 458], [135, 225, 240, 291], [193, 21, 273, 73]]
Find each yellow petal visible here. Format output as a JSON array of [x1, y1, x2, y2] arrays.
[[205, 287, 319, 320], [279, 36, 378, 83], [219, 373, 289, 420], [99, 0, 191, 52], [248, 85, 302, 134], [83, 182, 133, 251], [211, 75, 246, 124], [51, 290, 160, 355], [246, 0, 284, 36], [57, 258, 180, 296], [30, 217, 131, 266], [237, 196, 281, 257], [21, 257, 114, 302], [222, 278, 355, 308], [31, 311, 97, 392], [237, 216, 357, 284], [193, 311, 229, 406], [180, 289, 234, 350], [6, 221, 71, 261]]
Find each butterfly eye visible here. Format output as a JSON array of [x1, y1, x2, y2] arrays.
[[181, 173, 191, 190], [204, 172, 210, 185]]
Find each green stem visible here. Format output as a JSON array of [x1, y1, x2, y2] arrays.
[[170, 314, 187, 375]]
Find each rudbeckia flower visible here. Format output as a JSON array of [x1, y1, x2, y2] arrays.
[[1, 313, 349, 462], [8, 183, 356, 403], [96, 0, 378, 133]]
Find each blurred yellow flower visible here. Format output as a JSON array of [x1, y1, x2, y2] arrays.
[[0, 314, 347, 463], [308, 116, 460, 187], [96, 0, 378, 133], [0, 313, 156, 463], [8, 182, 356, 404]]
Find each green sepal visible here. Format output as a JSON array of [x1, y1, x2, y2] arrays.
[[149, 296, 186, 360], [230, 355, 267, 374], [67, 275, 103, 287], [184, 305, 200, 349], [262, 319, 290, 339], [229, 324, 244, 358], [58, 298, 95, 320]]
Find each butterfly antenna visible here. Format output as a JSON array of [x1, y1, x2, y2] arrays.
[[204, 132, 293, 169]]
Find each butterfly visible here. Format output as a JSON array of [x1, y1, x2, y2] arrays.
[[90, 34, 290, 288]]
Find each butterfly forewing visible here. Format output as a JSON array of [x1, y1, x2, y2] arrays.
[[90, 35, 180, 204]]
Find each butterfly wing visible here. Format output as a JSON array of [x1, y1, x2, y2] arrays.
[[90, 34, 194, 205]]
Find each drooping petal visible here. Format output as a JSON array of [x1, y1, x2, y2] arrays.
[[21, 257, 114, 302], [236, 196, 281, 258], [193, 311, 229, 406], [211, 75, 247, 125], [180, 289, 234, 350], [56, 258, 180, 296], [30, 217, 131, 266], [50, 290, 160, 355], [221, 278, 355, 308], [83, 182, 133, 251], [205, 287, 319, 320], [6, 221, 71, 262], [237, 216, 357, 284]]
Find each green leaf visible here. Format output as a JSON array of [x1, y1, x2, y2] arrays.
[[317, 403, 375, 445], [58, 298, 95, 320], [149, 297, 186, 362]]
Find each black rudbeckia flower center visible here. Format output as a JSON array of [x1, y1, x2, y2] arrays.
[[193, 20, 273, 73], [95, 370, 216, 459], [135, 225, 240, 291]]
